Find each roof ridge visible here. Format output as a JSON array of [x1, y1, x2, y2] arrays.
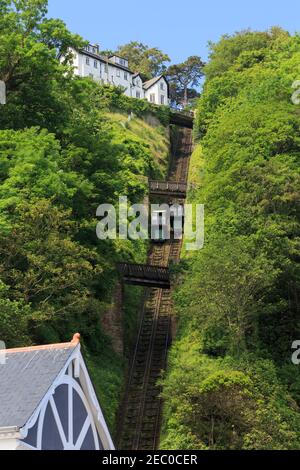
[[142, 75, 166, 90], [144, 74, 163, 81], [2, 333, 81, 354]]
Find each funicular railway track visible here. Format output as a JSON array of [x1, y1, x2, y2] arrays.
[[117, 127, 193, 450]]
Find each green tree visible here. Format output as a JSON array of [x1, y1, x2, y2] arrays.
[[204, 27, 289, 80], [0, 0, 171, 433], [115, 41, 170, 80], [0, 281, 33, 347], [0, 0, 84, 130], [161, 28, 300, 450], [167, 56, 205, 107]]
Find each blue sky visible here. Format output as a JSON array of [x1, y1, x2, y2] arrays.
[[48, 0, 300, 63]]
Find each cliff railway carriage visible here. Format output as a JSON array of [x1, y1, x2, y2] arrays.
[[170, 203, 185, 239], [151, 209, 170, 243], [151, 205, 185, 243]]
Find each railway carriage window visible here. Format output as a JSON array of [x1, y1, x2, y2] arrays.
[[152, 209, 170, 242], [171, 204, 184, 239]]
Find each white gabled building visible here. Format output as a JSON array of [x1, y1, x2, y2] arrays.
[[67, 43, 169, 106], [143, 75, 169, 106], [132, 73, 145, 99], [0, 334, 114, 451]]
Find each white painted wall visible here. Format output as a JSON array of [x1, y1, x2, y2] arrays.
[[109, 56, 129, 68], [0, 438, 40, 450], [105, 63, 134, 97], [133, 75, 145, 99], [144, 77, 169, 106], [0, 438, 19, 450], [75, 50, 102, 83], [69, 48, 135, 97], [64, 48, 168, 105]]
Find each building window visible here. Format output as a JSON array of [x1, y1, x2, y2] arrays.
[[150, 94, 155, 103], [161, 95, 165, 105], [136, 91, 141, 99], [111, 76, 114, 83], [116, 69, 120, 77], [86, 57, 90, 65], [104, 64, 108, 73], [160, 82, 164, 90], [94, 60, 98, 68], [124, 72, 128, 80], [89, 73, 94, 79]]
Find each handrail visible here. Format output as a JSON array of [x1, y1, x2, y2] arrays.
[[118, 262, 170, 282], [149, 180, 187, 192]]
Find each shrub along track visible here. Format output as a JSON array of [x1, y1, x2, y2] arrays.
[[117, 126, 193, 450]]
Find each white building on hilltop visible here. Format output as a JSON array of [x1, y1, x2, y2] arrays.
[[67, 43, 169, 106]]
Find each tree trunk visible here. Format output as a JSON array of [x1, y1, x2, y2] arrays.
[[183, 86, 188, 108]]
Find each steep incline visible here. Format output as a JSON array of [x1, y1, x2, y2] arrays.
[[117, 127, 193, 450]]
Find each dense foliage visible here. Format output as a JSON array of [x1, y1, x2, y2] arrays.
[[167, 56, 204, 108], [161, 28, 300, 449], [114, 41, 170, 80], [111, 42, 204, 109], [97, 85, 171, 125], [0, 0, 170, 431]]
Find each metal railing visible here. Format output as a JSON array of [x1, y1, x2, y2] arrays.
[[149, 180, 187, 195]]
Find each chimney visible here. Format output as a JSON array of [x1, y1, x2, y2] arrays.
[[71, 333, 81, 345]]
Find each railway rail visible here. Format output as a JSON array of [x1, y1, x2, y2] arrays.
[[117, 126, 193, 450]]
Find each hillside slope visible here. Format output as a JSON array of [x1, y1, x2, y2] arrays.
[[0, 101, 170, 432], [161, 29, 300, 450]]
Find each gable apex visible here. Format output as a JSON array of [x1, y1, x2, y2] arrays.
[[0, 335, 114, 450]]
